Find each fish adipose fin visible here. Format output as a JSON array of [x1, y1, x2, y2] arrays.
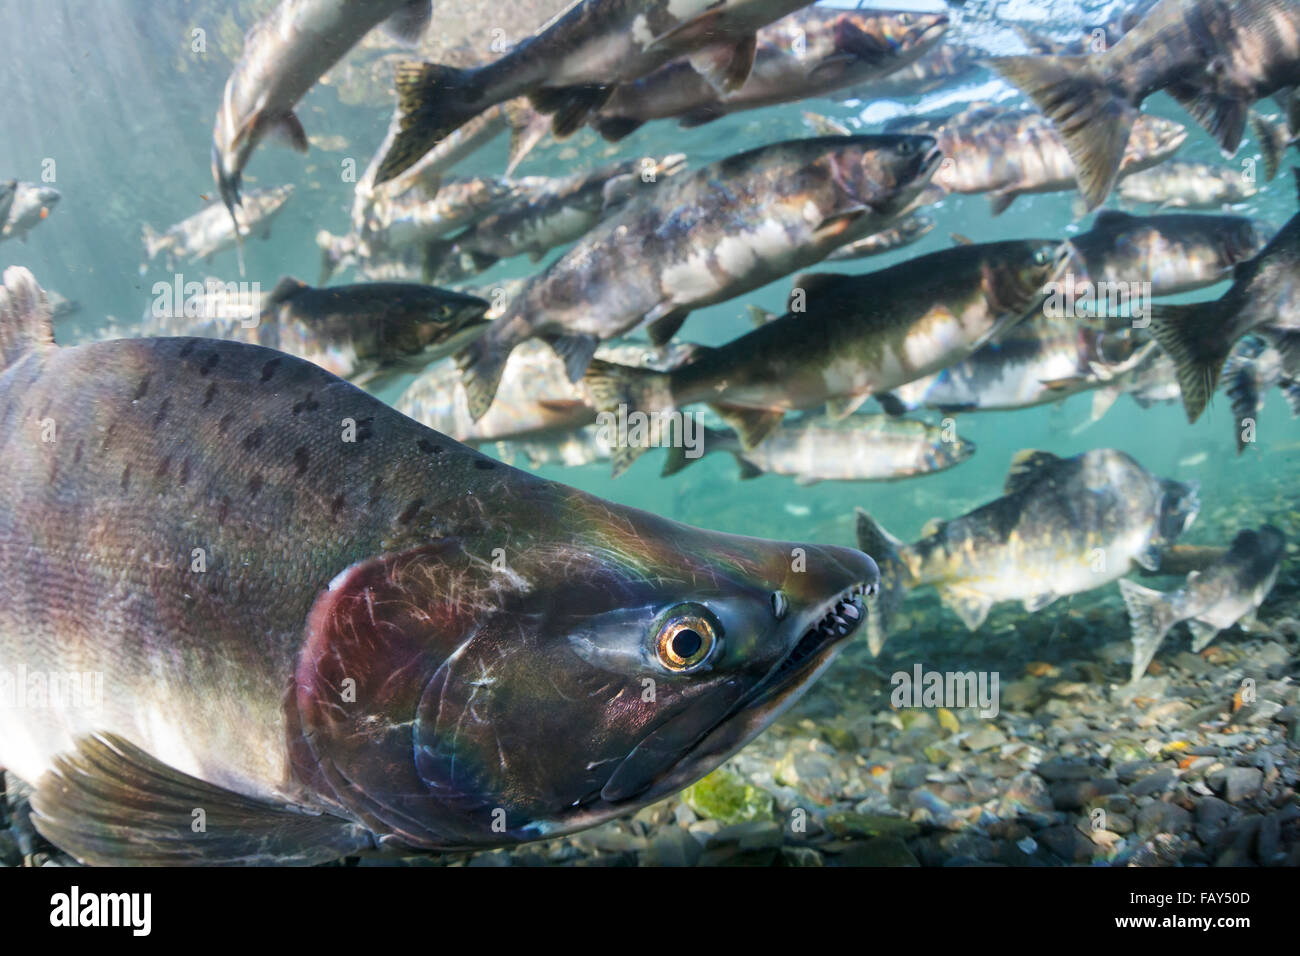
[[0, 265, 55, 368], [989, 54, 1135, 209], [854, 510, 913, 656], [30, 733, 372, 866], [375, 62, 484, 185], [1118, 578, 1179, 683], [1146, 301, 1232, 423]]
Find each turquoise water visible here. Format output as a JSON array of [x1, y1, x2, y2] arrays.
[[1, 0, 1296, 572]]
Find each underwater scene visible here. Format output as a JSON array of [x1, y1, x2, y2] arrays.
[[0, 0, 1299, 876]]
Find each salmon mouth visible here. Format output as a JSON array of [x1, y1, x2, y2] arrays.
[[765, 581, 875, 688]]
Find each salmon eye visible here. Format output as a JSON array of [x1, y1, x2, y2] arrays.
[[654, 604, 720, 672]]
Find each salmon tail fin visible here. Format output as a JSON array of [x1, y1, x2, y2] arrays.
[[454, 333, 510, 423], [854, 509, 913, 657], [1146, 301, 1232, 423], [989, 54, 1134, 209], [582, 359, 675, 478], [0, 266, 55, 367], [1118, 578, 1178, 683], [375, 62, 483, 185], [212, 143, 246, 277], [661, 425, 725, 477]]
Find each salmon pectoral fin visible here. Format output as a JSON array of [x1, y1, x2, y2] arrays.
[[30, 733, 372, 866], [938, 585, 996, 631], [0, 265, 56, 368]]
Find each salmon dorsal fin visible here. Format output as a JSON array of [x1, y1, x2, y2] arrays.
[[0, 266, 55, 368], [1003, 449, 1062, 495]]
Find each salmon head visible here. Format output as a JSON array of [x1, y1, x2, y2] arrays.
[[288, 476, 878, 851]]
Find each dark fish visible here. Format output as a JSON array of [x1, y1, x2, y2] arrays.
[[374, 0, 815, 184], [0, 180, 15, 230], [857, 448, 1200, 654], [590, 7, 949, 140], [1223, 329, 1300, 450], [583, 238, 1071, 475], [1148, 171, 1300, 421], [0, 266, 878, 864], [837, 41, 980, 100], [663, 415, 975, 484], [1121, 525, 1285, 680], [993, 0, 1300, 208], [456, 134, 941, 421], [211, 0, 432, 271]]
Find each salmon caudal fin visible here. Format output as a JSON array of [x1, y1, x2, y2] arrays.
[[854, 510, 913, 657], [375, 62, 485, 185], [1147, 301, 1233, 423], [990, 54, 1135, 209], [582, 359, 675, 478], [0, 266, 55, 369], [1118, 579, 1178, 683]]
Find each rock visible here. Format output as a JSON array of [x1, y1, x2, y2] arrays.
[[1136, 801, 1193, 837], [824, 811, 920, 840], [1220, 767, 1264, 803], [1049, 778, 1120, 811], [1129, 770, 1177, 797], [778, 846, 824, 867], [893, 763, 932, 789], [683, 768, 775, 824], [641, 829, 702, 867], [1036, 758, 1096, 781], [962, 725, 1008, 751], [832, 836, 920, 867], [997, 771, 1056, 816], [1037, 825, 1094, 863]]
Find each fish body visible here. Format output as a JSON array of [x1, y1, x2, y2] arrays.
[[665, 416, 975, 483], [142, 186, 294, 271], [881, 311, 1146, 414], [838, 41, 979, 100], [132, 275, 488, 388], [1117, 160, 1258, 208], [359, 176, 520, 256], [993, 0, 1300, 207], [1223, 328, 1300, 448], [431, 155, 687, 276], [375, 0, 815, 183], [584, 238, 1070, 475], [457, 134, 941, 421], [0, 182, 60, 243], [0, 180, 16, 230], [1148, 172, 1300, 421], [856, 448, 1201, 654], [1072, 209, 1269, 295], [211, 0, 432, 247], [591, 8, 949, 139], [0, 266, 877, 864], [907, 105, 1186, 215], [1121, 525, 1285, 680], [495, 425, 612, 470]]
